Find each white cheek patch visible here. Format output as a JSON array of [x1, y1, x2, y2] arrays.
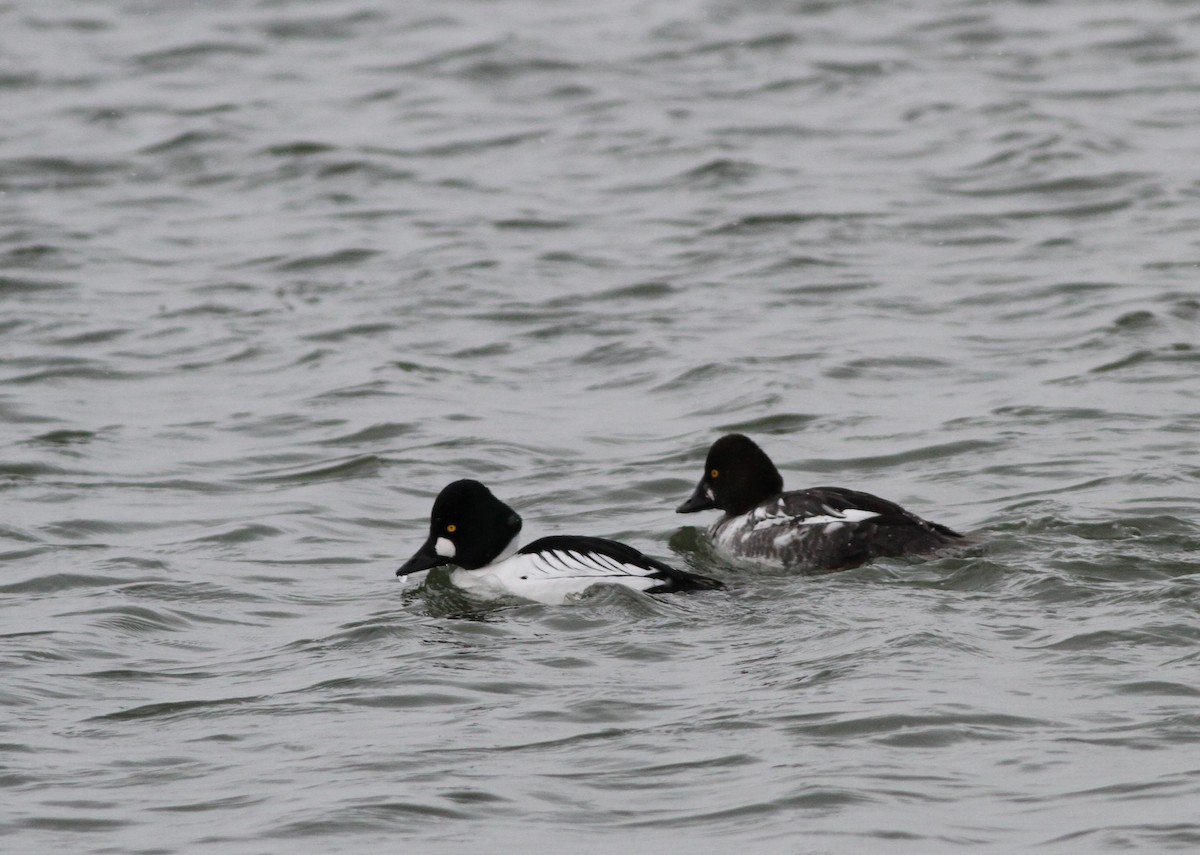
[[435, 537, 456, 558], [705, 485, 715, 501]]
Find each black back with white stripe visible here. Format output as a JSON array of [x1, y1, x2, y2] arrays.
[[517, 535, 724, 593]]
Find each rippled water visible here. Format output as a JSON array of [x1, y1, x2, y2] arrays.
[[3, 0, 1199, 851]]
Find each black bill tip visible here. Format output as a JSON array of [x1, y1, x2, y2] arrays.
[[676, 482, 716, 514], [396, 547, 449, 577]]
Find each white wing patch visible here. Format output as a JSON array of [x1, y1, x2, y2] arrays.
[[459, 549, 662, 605], [750, 506, 880, 532], [522, 549, 647, 578]]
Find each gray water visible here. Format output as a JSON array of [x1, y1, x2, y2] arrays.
[[3, 0, 1199, 852]]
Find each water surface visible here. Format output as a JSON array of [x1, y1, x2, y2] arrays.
[[3, 0, 1199, 852]]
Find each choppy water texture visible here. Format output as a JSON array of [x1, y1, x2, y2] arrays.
[[3, 0, 1199, 852]]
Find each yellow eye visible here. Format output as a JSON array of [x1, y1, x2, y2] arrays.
[[446, 524, 457, 533], [710, 469, 719, 479]]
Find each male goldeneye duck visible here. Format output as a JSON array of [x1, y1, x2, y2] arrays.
[[676, 433, 964, 572], [397, 479, 724, 604]]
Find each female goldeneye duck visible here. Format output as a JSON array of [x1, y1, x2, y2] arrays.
[[676, 433, 965, 572], [397, 479, 724, 604]]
